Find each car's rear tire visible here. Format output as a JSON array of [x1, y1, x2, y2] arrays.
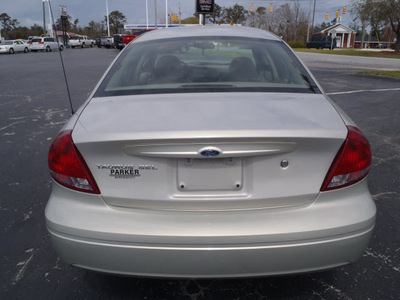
[[9, 48, 15, 54], [82, 43, 85, 48], [24, 47, 29, 53], [59, 45, 64, 51], [91, 42, 94, 47], [46, 46, 51, 52]]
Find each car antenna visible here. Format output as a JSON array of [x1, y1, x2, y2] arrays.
[[48, 0, 75, 115]]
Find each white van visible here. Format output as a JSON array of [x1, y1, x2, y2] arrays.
[[29, 37, 64, 52]]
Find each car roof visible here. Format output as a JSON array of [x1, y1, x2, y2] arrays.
[[135, 25, 281, 43]]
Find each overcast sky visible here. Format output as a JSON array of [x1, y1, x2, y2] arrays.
[[2, 0, 353, 30]]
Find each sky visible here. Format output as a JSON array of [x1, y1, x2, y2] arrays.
[[1, 0, 353, 30]]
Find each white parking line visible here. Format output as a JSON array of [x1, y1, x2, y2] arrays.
[[326, 88, 400, 96]]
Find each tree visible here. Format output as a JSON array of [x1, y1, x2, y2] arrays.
[[275, 1, 308, 42], [222, 4, 247, 25], [0, 13, 19, 39], [105, 11, 126, 35], [72, 19, 80, 31], [352, 0, 400, 52], [208, 4, 223, 24], [56, 14, 72, 32], [29, 24, 45, 36]]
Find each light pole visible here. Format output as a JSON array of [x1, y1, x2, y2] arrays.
[[146, 0, 149, 29], [166, 0, 168, 28], [43, 0, 46, 36], [106, 0, 110, 36], [154, 0, 157, 29], [47, 0, 54, 37]]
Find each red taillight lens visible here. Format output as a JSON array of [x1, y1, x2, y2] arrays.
[[321, 125, 371, 191], [48, 130, 100, 194], [39, 41, 44, 44]]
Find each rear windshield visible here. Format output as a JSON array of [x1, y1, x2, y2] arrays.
[[95, 36, 318, 97], [32, 38, 42, 42], [70, 36, 80, 40]]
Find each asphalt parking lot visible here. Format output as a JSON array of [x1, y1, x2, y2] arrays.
[[1, 47, 400, 299]]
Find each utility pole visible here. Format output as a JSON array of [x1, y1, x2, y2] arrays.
[[306, 0, 312, 42], [47, 0, 54, 37], [311, 0, 316, 36], [166, 0, 168, 28], [43, 0, 47, 36], [179, 2, 181, 26], [146, 0, 149, 29], [106, 0, 110, 36], [154, 0, 157, 28]]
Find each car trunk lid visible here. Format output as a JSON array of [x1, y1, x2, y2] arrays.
[[72, 92, 347, 211]]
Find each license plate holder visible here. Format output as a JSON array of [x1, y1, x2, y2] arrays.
[[177, 158, 242, 191]]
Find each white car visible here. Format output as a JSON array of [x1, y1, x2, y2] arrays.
[[0, 40, 29, 54], [46, 26, 376, 278], [29, 37, 64, 52], [69, 35, 95, 48]]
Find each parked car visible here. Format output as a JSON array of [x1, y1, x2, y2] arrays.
[[306, 36, 336, 49], [114, 30, 155, 50], [46, 25, 375, 278], [95, 37, 101, 48], [99, 36, 114, 48], [69, 35, 95, 48], [375, 44, 388, 49], [29, 37, 64, 52], [0, 40, 29, 54]]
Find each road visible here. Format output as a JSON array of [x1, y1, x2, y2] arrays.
[[1, 48, 399, 299]]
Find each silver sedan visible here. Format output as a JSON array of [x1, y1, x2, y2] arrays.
[[46, 25, 376, 278]]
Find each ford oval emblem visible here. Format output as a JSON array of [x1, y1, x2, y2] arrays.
[[200, 148, 221, 157]]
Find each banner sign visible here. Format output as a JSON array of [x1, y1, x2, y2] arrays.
[[196, 0, 214, 14], [59, 6, 68, 17]]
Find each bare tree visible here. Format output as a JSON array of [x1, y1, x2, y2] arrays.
[[275, 1, 308, 42], [352, 0, 400, 52]]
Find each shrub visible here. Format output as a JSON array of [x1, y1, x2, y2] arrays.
[[287, 41, 306, 48]]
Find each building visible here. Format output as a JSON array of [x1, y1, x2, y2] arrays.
[[315, 23, 355, 48]]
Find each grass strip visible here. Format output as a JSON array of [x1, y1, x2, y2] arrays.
[[295, 48, 400, 59], [357, 71, 400, 78]]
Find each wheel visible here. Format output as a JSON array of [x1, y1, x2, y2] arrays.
[[71, 46, 75, 49], [81, 43, 85, 48], [59, 45, 64, 51], [9, 48, 15, 54], [97, 44, 101, 48], [24, 47, 29, 53], [46, 46, 51, 52], [91, 42, 94, 47]]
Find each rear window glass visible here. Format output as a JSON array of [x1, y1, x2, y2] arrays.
[[95, 36, 317, 97], [32, 38, 42, 42]]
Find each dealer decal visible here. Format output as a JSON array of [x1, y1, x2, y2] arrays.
[[97, 164, 157, 179]]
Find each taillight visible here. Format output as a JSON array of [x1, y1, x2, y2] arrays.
[[39, 41, 44, 44], [48, 130, 100, 194], [321, 125, 371, 191]]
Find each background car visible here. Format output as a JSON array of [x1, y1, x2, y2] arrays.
[[46, 26, 375, 279], [306, 35, 336, 49], [29, 37, 64, 52], [0, 40, 29, 54]]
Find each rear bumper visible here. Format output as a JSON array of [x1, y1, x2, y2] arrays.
[[45, 180, 376, 278], [48, 226, 373, 278], [29, 45, 44, 50]]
